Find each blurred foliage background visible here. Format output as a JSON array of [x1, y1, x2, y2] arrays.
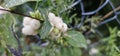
[[0, 0, 120, 56]]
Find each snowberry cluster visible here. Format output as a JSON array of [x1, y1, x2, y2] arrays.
[[22, 17, 40, 35], [48, 12, 68, 32]]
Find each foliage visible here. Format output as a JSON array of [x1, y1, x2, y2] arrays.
[[0, 0, 120, 56]]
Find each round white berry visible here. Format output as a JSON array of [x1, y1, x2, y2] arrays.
[[48, 12, 56, 26], [30, 19, 40, 30], [56, 17, 63, 23], [55, 23, 63, 30], [53, 17, 63, 26], [22, 26, 37, 35], [61, 23, 68, 32], [23, 17, 32, 26], [89, 48, 99, 55], [48, 12, 56, 22]]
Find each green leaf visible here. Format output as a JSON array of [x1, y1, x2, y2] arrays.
[[0, 14, 17, 48], [72, 48, 82, 56], [60, 47, 81, 56], [23, 51, 35, 56], [40, 19, 52, 39], [65, 30, 87, 48], [61, 47, 71, 56], [3, 0, 42, 8], [29, 12, 36, 18], [29, 10, 44, 20]]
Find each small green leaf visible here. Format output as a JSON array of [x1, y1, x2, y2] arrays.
[[35, 10, 42, 19], [29, 12, 36, 18], [40, 19, 52, 38], [60, 47, 81, 56], [117, 31, 120, 37], [0, 40, 7, 48], [65, 30, 87, 48], [61, 47, 71, 56], [29, 10, 44, 21]]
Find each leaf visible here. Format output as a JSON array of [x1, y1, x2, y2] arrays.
[[65, 30, 87, 48], [29, 10, 44, 20], [60, 47, 81, 56], [0, 14, 17, 48], [72, 48, 82, 56], [0, 40, 7, 48], [61, 47, 71, 56], [40, 19, 52, 39], [3, 0, 42, 8], [23, 51, 35, 56]]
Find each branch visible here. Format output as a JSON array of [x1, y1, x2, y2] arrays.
[[0, 9, 44, 22], [7, 45, 22, 56], [100, 6, 120, 22], [10, 23, 22, 56]]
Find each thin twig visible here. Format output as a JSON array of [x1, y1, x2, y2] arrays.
[[101, 6, 120, 20], [97, 2, 120, 26], [10, 23, 22, 56], [11, 23, 21, 49], [0, 9, 44, 22], [98, 16, 116, 26], [7, 45, 22, 56], [109, 1, 120, 25]]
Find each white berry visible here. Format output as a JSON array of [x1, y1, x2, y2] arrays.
[[48, 12, 56, 26], [61, 23, 68, 32], [55, 23, 63, 30], [53, 17, 63, 26], [89, 48, 99, 55], [48, 12, 68, 33], [22, 26, 37, 35], [48, 12, 56, 22], [30, 19, 40, 30], [23, 17, 32, 26]]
